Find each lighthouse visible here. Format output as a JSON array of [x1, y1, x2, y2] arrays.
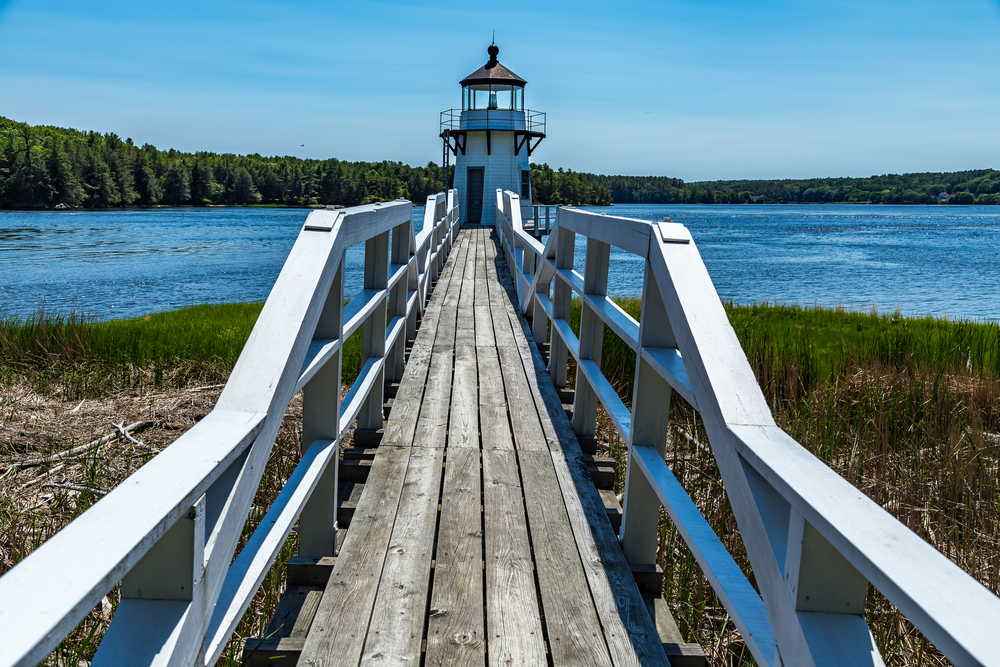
[[441, 43, 545, 225]]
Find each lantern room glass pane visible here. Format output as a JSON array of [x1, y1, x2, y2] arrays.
[[492, 85, 512, 110], [473, 87, 490, 110], [513, 87, 523, 111]]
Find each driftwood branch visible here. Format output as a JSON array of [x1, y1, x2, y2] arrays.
[[675, 425, 713, 456], [12, 420, 155, 469], [43, 483, 106, 497], [185, 383, 226, 393], [16, 463, 66, 492], [112, 421, 159, 453]]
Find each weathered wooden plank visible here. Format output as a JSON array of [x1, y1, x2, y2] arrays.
[[360, 447, 445, 666], [380, 225, 461, 448], [517, 450, 615, 667], [475, 228, 488, 280], [287, 557, 337, 587], [456, 306, 476, 346], [494, 247, 670, 667], [474, 285, 496, 348], [413, 350, 454, 449], [262, 585, 323, 640], [449, 345, 479, 448], [242, 637, 304, 667], [464, 230, 479, 280], [454, 232, 478, 347], [482, 449, 546, 667], [443, 239, 470, 308], [485, 238, 519, 351], [379, 336, 431, 447], [426, 448, 485, 667], [290, 590, 324, 639], [496, 345, 547, 453], [477, 345, 512, 451], [456, 270, 477, 347], [436, 306, 459, 351], [474, 232, 497, 348], [298, 445, 412, 667]]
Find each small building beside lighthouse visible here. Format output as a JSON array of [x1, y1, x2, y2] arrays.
[[441, 43, 545, 225]]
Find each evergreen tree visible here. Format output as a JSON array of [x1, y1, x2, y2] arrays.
[[230, 167, 260, 204], [133, 158, 161, 206], [190, 162, 215, 204], [45, 135, 83, 206], [162, 163, 191, 204]]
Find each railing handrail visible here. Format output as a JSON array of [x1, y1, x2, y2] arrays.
[[0, 192, 460, 666], [439, 108, 546, 135], [494, 189, 1000, 667]]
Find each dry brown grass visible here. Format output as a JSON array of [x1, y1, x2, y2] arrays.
[[0, 371, 342, 665], [594, 359, 1000, 667]]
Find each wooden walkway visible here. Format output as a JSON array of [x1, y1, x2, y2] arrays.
[[246, 228, 699, 667]]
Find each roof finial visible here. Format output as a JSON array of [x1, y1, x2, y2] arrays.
[[487, 38, 499, 66]]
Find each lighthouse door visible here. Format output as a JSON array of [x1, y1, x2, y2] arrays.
[[467, 167, 484, 224]]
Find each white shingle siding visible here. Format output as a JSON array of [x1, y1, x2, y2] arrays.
[[455, 128, 532, 224]]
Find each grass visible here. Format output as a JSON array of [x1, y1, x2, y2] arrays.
[[3, 299, 998, 665], [571, 298, 1000, 666], [0, 302, 364, 665], [0, 303, 364, 397]]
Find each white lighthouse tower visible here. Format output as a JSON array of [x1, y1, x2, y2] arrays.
[[441, 43, 545, 225]]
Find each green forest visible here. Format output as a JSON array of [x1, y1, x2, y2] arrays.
[[2, 115, 998, 209], [530, 164, 1000, 206], [0, 116, 446, 209]]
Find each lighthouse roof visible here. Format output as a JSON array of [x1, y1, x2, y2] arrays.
[[460, 44, 526, 87]]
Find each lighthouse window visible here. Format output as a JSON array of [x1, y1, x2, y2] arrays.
[[473, 87, 490, 110], [521, 170, 531, 198], [514, 87, 523, 111], [493, 86, 512, 110]]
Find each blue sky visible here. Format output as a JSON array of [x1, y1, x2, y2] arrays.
[[1, 0, 998, 181]]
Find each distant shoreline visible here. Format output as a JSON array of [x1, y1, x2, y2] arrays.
[[2, 201, 995, 213]]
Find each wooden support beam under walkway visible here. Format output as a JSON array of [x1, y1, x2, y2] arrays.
[[244, 227, 705, 667]]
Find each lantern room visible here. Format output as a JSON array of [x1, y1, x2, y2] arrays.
[[460, 44, 526, 111]]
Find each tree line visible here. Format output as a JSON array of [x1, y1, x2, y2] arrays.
[[689, 170, 1000, 205], [0, 116, 448, 209], [529, 166, 1000, 206], [4, 115, 998, 209]]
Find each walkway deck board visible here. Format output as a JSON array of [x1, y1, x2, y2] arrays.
[[298, 227, 672, 667]]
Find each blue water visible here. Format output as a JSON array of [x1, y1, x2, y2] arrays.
[[1, 204, 998, 321], [575, 204, 1000, 320]]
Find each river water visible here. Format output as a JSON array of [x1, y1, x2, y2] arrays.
[[1, 204, 998, 321]]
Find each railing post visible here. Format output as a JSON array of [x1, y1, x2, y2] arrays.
[[299, 258, 345, 558], [508, 192, 532, 306], [783, 505, 870, 618], [573, 238, 610, 439], [531, 266, 550, 346], [94, 496, 208, 664], [359, 228, 390, 430], [550, 219, 574, 388], [620, 262, 674, 565], [388, 213, 411, 382], [435, 194, 446, 276]]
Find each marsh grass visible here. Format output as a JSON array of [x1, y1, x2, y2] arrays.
[[576, 298, 1000, 666], [0, 303, 364, 397], [5, 296, 999, 665], [0, 303, 364, 665]]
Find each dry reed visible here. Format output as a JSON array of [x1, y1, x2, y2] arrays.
[[586, 299, 1000, 667]]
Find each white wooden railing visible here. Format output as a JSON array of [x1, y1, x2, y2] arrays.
[[494, 189, 1000, 667], [0, 192, 460, 667]]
